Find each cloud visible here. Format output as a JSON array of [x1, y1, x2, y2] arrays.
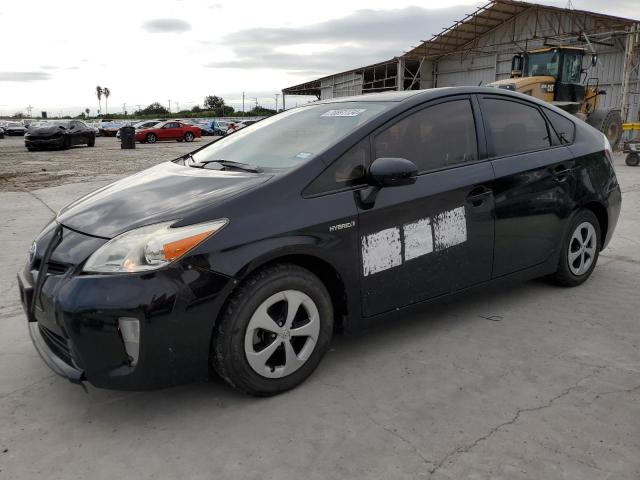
[[40, 65, 58, 70], [208, 3, 222, 9], [0, 71, 52, 82], [205, 6, 468, 76], [142, 18, 192, 34]]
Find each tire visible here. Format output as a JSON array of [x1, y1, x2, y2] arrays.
[[626, 153, 640, 166], [586, 109, 622, 149], [551, 210, 601, 287], [27, 147, 37, 152], [87, 134, 95, 147], [146, 133, 157, 144], [184, 131, 195, 142], [212, 264, 333, 396]]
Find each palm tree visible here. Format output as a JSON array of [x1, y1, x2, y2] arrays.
[[103, 87, 111, 115], [85, 108, 90, 117], [96, 86, 103, 115]]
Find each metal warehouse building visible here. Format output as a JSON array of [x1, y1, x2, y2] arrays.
[[282, 0, 640, 121]]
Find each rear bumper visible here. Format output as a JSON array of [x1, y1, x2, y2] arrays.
[[602, 184, 622, 250]]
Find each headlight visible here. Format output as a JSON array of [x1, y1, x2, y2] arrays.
[[83, 219, 228, 273]]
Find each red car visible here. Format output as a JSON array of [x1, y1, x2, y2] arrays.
[[135, 121, 201, 144]]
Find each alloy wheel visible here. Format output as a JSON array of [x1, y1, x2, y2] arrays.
[[244, 290, 320, 379], [568, 221, 597, 276]]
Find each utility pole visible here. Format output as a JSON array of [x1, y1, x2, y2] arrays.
[[26, 105, 33, 118], [168, 99, 171, 113], [274, 93, 280, 112], [242, 92, 245, 113], [621, 24, 639, 122], [122, 103, 127, 115], [176, 101, 180, 112]]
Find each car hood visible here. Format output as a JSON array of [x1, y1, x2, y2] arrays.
[[27, 125, 65, 135], [57, 161, 271, 238]]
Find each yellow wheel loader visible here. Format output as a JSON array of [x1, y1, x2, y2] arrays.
[[489, 47, 623, 147]]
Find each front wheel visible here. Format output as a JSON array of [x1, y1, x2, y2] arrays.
[[87, 134, 95, 147], [551, 210, 601, 287], [212, 264, 333, 396], [146, 133, 157, 144], [626, 153, 640, 166], [184, 132, 195, 142]]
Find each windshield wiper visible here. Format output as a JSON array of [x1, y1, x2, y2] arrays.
[[190, 159, 262, 173]]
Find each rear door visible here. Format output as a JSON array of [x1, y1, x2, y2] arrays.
[[479, 95, 577, 277], [357, 96, 495, 316]]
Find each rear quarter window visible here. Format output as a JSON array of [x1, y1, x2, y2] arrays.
[[543, 107, 576, 145]]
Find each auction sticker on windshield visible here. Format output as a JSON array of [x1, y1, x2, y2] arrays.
[[320, 109, 366, 117]]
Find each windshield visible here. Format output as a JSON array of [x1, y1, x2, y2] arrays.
[[31, 121, 69, 128], [8, 122, 23, 127], [526, 51, 559, 77], [191, 102, 389, 170]]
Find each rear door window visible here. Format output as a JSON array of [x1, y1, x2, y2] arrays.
[[482, 98, 552, 157], [373, 99, 478, 173]]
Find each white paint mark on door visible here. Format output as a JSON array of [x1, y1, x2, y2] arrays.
[[403, 218, 433, 261], [361, 227, 402, 276], [433, 206, 467, 250]]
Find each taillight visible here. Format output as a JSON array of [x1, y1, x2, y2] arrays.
[[603, 134, 615, 169]]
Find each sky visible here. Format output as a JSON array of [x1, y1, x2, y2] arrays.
[[0, 0, 636, 116]]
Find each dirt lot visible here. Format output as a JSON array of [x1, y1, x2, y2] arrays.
[[0, 135, 213, 191]]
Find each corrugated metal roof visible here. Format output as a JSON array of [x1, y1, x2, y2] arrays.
[[403, 0, 638, 59], [283, 0, 639, 95]]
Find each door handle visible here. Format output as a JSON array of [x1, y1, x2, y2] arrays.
[[551, 165, 572, 182], [466, 186, 492, 207]]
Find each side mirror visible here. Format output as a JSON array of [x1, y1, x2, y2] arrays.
[[368, 157, 418, 188], [591, 54, 598, 67]]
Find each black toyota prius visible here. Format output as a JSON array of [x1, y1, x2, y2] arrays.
[[18, 87, 621, 396]]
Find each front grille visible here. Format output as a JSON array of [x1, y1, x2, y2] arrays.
[[32, 259, 68, 276], [39, 325, 74, 366]]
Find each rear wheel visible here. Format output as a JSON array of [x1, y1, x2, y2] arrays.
[[184, 131, 195, 142], [87, 134, 95, 147], [551, 210, 601, 287], [626, 153, 640, 166], [586, 109, 622, 149], [212, 264, 333, 396], [146, 133, 157, 144]]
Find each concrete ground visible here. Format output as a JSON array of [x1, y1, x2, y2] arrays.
[[0, 137, 639, 479]]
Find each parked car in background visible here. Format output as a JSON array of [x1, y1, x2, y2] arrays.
[[226, 121, 246, 134], [135, 120, 201, 143], [4, 122, 27, 136], [25, 120, 96, 150], [196, 120, 226, 136], [196, 121, 214, 136], [100, 121, 125, 137], [18, 87, 620, 396], [116, 120, 162, 138]]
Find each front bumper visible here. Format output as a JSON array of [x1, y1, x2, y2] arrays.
[[18, 224, 235, 390], [25, 137, 64, 148]]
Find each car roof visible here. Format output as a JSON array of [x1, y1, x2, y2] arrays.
[[314, 86, 568, 114]]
